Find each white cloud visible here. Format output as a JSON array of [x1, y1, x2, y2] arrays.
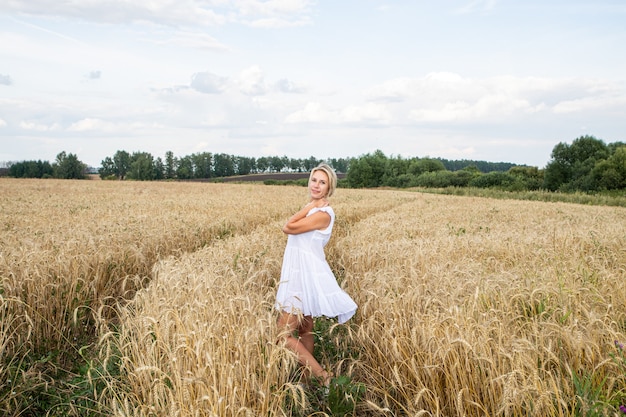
[[2, 2, 625, 169], [68, 118, 115, 132], [1, 0, 224, 27], [367, 72, 485, 103], [367, 72, 626, 124], [87, 70, 101, 80], [275, 78, 306, 94], [284, 101, 391, 125], [243, 16, 311, 28], [150, 31, 229, 51], [410, 95, 543, 123], [237, 0, 314, 16], [340, 103, 391, 124], [0, 0, 314, 28], [67, 118, 168, 135], [200, 113, 229, 127], [20, 121, 61, 131], [553, 94, 626, 114], [365, 77, 414, 102], [190, 71, 228, 94], [237, 0, 314, 27], [238, 65, 269, 96], [284, 102, 336, 124]]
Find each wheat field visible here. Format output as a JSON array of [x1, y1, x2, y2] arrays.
[[1, 178, 625, 416]]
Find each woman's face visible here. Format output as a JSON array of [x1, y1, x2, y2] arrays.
[[309, 170, 329, 200]]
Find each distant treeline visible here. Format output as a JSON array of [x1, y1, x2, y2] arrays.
[[97, 152, 350, 181], [4, 135, 625, 192], [437, 159, 518, 173], [345, 136, 625, 192], [4, 152, 87, 179], [3, 150, 519, 182]]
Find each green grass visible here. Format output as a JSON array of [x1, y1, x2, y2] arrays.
[[413, 187, 626, 207], [282, 318, 366, 416]]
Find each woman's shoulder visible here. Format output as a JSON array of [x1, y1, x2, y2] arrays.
[[307, 205, 334, 217], [317, 205, 335, 217]]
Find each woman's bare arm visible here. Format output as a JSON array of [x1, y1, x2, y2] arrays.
[[282, 201, 330, 235]]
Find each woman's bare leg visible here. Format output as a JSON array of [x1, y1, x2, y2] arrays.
[[298, 315, 314, 355], [277, 312, 329, 384]]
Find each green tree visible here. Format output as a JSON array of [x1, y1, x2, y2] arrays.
[[236, 156, 256, 175], [303, 156, 320, 172], [192, 152, 212, 179], [99, 150, 132, 180], [164, 151, 177, 179], [469, 171, 523, 190], [609, 146, 626, 187], [269, 156, 285, 172], [453, 169, 478, 187], [382, 155, 409, 187], [346, 150, 387, 188], [53, 151, 86, 179], [543, 135, 609, 191], [99, 157, 116, 179], [9, 160, 53, 178], [592, 146, 626, 190], [414, 170, 457, 188], [113, 150, 131, 180], [8, 162, 25, 178], [213, 153, 235, 177], [176, 155, 194, 179], [256, 157, 269, 173], [289, 158, 302, 172], [127, 152, 155, 180], [281, 155, 290, 172], [508, 166, 543, 190], [328, 157, 350, 173], [608, 141, 626, 155], [153, 157, 165, 180], [543, 142, 570, 191], [408, 158, 446, 176]]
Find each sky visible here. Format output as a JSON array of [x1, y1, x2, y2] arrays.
[[1, 1, 625, 169]]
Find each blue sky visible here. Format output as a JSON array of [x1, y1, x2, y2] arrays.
[[1, 0, 625, 168]]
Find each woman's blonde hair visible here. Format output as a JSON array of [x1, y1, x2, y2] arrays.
[[309, 163, 337, 198]]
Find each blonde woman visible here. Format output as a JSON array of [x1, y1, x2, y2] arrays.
[[275, 163, 357, 387]]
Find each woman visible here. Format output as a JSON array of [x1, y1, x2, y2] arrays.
[[275, 163, 357, 386]]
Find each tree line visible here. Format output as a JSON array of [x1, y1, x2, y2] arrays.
[[96, 150, 518, 182], [97, 151, 351, 181], [6, 151, 87, 179], [4, 135, 625, 192], [345, 136, 625, 192]]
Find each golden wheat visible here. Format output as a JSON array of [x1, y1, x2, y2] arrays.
[[0, 179, 297, 355], [1, 178, 625, 416], [337, 196, 626, 416]]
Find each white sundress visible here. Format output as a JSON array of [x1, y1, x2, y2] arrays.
[[275, 206, 357, 324]]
